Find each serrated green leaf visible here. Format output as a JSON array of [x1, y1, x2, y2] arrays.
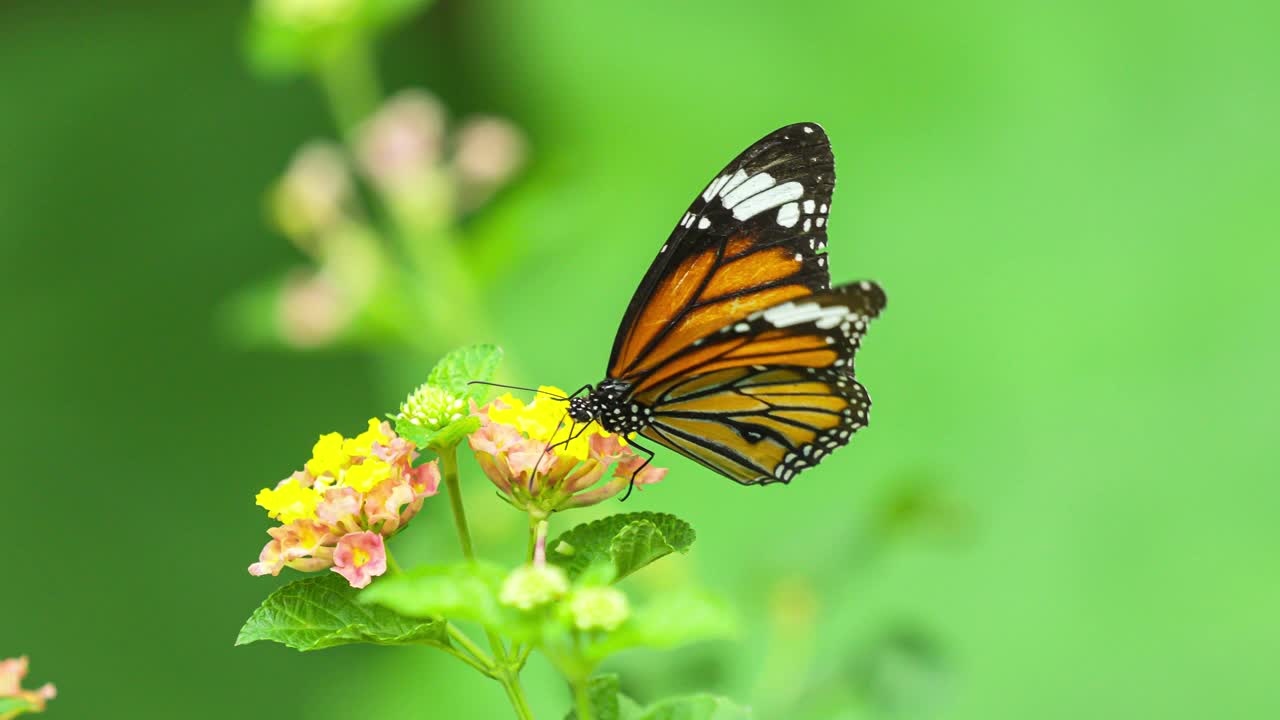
[[549, 512, 695, 582], [637, 694, 752, 720], [427, 344, 503, 402], [236, 574, 448, 652], [587, 590, 736, 660], [564, 674, 631, 720], [359, 562, 506, 626], [610, 521, 675, 580]]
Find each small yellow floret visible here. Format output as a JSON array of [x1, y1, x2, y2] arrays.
[[306, 432, 350, 477], [487, 386, 617, 462], [344, 457, 393, 493], [343, 418, 389, 458], [256, 479, 322, 524]]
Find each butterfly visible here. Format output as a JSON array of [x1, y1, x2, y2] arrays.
[[563, 123, 886, 486]]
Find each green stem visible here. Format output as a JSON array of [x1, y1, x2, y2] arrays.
[[315, 42, 382, 141], [384, 547, 404, 576], [439, 447, 476, 560], [439, 443, 536, 719], [447, 623, 496, 671], [573, 676, 594, 720]]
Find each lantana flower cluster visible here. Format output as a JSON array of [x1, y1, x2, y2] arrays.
[[0, 657, 55, 718], [249, 419, 440, 588], [469, 387, 667, 517]]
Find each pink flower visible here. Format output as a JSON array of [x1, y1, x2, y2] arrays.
[[248, 539, 286, 577], [332, 532, 387, 589], [468, 395, 667, 516], [0, 656, 56, 713]]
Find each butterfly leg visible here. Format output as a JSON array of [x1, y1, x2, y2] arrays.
[[619, 438, 656, 502], [531, 416, 598, 490]]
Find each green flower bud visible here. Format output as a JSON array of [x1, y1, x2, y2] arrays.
[[499, 564, 569, 611], [396, 383, 466, 433], [568, 587, 630, 632]]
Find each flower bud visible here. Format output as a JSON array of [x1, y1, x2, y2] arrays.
[[356, 89, 446, 193], [499, 564, 569, 611], [271, 141, 353, 246], [568, 587, 629, 632], [453, 115, 526, 208], [396, 383, 467, 432]]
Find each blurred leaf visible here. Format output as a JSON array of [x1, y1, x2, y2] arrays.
[[550, 512, 695, 582], [587, 590, 735, 659], [564, 674, 643, 720], [236, 574, 448, 651], [427, 344, 503, 403], [245, 0, 437, 77], [0, 697, 38, 715], [637, 694, 751, 719], [359, 562, 505, 626]]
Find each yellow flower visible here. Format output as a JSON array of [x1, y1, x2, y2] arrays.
[[305, 432, 349, 477], [344, 456, 393, 493], [486, 386, 614, 462], [342, 418, 389, 458], [256, 478, 323, 524]]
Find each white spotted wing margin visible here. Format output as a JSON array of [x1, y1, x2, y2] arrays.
[[607, 123, 837, 373], [637, 280, 886, 486]]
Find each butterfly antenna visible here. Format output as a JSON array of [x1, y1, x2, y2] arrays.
[[466, 381, 568, 400]]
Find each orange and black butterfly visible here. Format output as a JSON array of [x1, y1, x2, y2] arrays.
[[567, 123, 886, 485]]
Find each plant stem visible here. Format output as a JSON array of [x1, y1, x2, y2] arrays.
[[315, 42, 382, 141], [384, 547, 404, 575], [439, 447, 476, 560], [439, 443, 536, 719], [572, 676, 594, 720], [447, 623, 495, 671]]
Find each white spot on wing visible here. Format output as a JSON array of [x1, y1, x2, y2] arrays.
[[719, 169, 750, 198], [803, 199, 816, 214], [776, 202, 800, 228], [702, 175, 729, 202], [731, 181, 804, 221], [721, 173, 775, 209], [762, 301, 850, 329], [803, 218, 812, 231], [697, 217, 711, 229], [803, 126, 814, 134]]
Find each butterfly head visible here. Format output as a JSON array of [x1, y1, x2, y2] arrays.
[[566, 396, 595, 424]]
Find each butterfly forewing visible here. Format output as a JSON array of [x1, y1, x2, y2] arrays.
[[629, 280, 886, 394], [608, 123, 838, 382]]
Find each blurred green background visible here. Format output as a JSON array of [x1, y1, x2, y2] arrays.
[[3, 0, 1278, 718]]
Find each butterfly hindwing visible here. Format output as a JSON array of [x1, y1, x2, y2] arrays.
[[608, 123, 838, 381], [637, 365, 871, 485]]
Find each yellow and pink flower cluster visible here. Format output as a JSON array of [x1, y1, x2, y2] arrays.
[[0, 656, 55, 718], [469, 387, 666, 517], [249, 419, 439, 588]]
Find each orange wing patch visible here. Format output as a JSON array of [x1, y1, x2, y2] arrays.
[[611, 233, 816, 379]]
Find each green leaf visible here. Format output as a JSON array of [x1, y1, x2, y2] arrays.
[[424, 416, 482, 452], [564, 674, 640, 720], [549, 512, 695, 582], [0, 697, 38, 715], [427, 344, 503, 403], [637, 694, 752, 720], [587, 590, 736, 660], [394, 415, 481, 454], [236, 574, 448, 652], [359, 562, 506, 627]]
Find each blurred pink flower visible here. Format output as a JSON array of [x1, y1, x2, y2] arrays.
[[272, 141, 353, 244], [332, 531, 387, 589], [0, 656, 56, 714], [454, 115, 526, 207], [356, 89, 446, 193]]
